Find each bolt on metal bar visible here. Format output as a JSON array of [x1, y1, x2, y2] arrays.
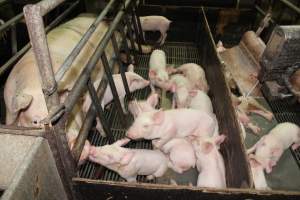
[[111, 32, 131, 98], [64, 0, 131, 114], [101, 52, 127, 127], [279, 0, 300, 15], [131, 9, 143, 53], [55, 0, 116, 82], [87, 79, 114, 141], [0, 13, 23, 33], [23, 4, 60, 112], [0, 0, 79, 76], [124, 15, 138, 63], [119, 23, 133, 64]]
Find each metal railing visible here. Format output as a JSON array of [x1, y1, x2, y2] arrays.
[[21, 0, 144, 199]]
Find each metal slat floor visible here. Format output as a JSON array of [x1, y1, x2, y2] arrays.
[[79, 42, 201, 183]]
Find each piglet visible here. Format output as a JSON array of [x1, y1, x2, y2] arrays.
[[148, 50, 172, 90], [172, 63, 209, 93], [140, 16, 172, 45], [247, 122, 300, 173], [126, 108, 219, 148], [248, 154, 271, 190], [290, 69, 300, 103], [128, 92, 159, 118], [88, 138, 168, 182], [187, 90, 213, 113], [159, 138, 196, 174], [83, 65, 150, 136], [169, 74, 193, 108], [191, 135, 226, 189]]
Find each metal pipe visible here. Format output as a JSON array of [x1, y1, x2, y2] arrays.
[[135, 4, 145, 43], [124, 15, 138, 63], [11, 24, 17, 54], [55, 0, 116, 82], [0, 0, 78, 76], [131, 9, 143, 53], [36, 0, 65, 16], [23, 4, 60, 111], [255, 5, 275, 24], [0, 0, 8, 7], [101, 52, 127, 127], [64, 0, 131, 113], [279, 0, 300, 15], [111, 32, 131, 98], [119, 23, 133, 64], [0, 13, 23, 33]]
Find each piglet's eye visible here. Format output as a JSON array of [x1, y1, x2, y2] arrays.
[[33, 120, 38, 124]]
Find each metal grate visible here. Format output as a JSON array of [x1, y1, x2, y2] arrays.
[[267, 98, 300, 167], [79, 42, 203, 183]]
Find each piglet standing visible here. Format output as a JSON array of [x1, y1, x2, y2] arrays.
[[191, 135, 227, 189], [160, 138, 196, 174], [88, 138, 168, 182], [140, 16, 172, 45], [247, 122, 300, 173], [148, 50, 172, 91], [126, 108, 219, 148]]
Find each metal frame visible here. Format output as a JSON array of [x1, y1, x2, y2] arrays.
[[20, 0, 143, 199]]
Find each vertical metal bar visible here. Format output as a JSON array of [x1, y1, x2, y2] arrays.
[[101, 52, 127, 127], [124, 15, 138, 63], [87, 79, 114, 143], [10, 24, 17, 54], [134, 4, 145, 43], [131, 9, 143, 53], [23, 5, 59, 112], [119, 23, 133, 64], [111, 32, 131, 99]]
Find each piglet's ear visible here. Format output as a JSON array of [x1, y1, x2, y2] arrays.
[[149, 69, 157, 78], [147, 93, 159, 107], [128, 64, 135, 72], [201, 142, 213, 154], [152, 110, 165, 125], [120, 152, 134, 165], [215, 134, 226, 147]]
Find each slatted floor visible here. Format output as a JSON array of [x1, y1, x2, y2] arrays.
[[79, 42, 202, 182]]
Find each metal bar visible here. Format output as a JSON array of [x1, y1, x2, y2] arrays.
[[0, 13, 23, 33], [255, 5, 275, 24], [0, 0, 78, 76], [23, 4, 60, 112], [36, 0, 65, 16], [10, 24, 17, 54], [119, 23, 133, 64], [55, 0, 116, 82], [0, 0, 7, 7], [64, 0, 131, 113], [279, 0, 300, 15], [124, 15, 138, 63], [101, 52, 127, 127], [134, 4, 145, 43], [131, 9, 143, 53], [111, 32, 131, 98], [87, 80, 114, 141]]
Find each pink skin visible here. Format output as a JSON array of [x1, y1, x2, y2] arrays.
[[186, 90, 213, 113], [192, 135, 226, 189], [128, 93, 159, 118], [248, 154, 270, 190], [216, 41, 226, 53], [140, 16, 172, 45], [247, 122, 300, 173], [88, 138, 168, 182], [159, 138, 196, 174], [236, 109, 261, 134], [69, 139, 91, 166], [126, 108, 219, 148], [82, 65, 150, 136], [171, 63, 209, 93]]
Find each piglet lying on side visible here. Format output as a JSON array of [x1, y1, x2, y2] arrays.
[[191, 135, 226, 189], [89, 138, 168, 182], [140, 16, 172, 45], [247, 122, 300, 173], [160, 138, 196, 174], [126, 109, 219, 148]]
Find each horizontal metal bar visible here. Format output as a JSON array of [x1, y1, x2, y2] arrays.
[[279, 0, 300, 15], [0, 1, 79, 76], [55, 0, 116, 82], [37, 0, 65, 16], [64, 0, 131, 113], [0, 13, 23, 33]]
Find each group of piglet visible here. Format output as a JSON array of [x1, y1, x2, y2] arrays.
[[217, 41, 300, 191], [88, 49, 227, 188]]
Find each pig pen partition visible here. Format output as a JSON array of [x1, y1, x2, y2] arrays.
[[72, 7, 298, 200]]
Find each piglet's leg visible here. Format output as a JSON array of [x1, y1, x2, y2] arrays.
[[246, 122, 261, 135], [146, 175, 155, 180], [120, 97, 128, 114], [250, 110, 273, 121], [160, 33, 167, 45]]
